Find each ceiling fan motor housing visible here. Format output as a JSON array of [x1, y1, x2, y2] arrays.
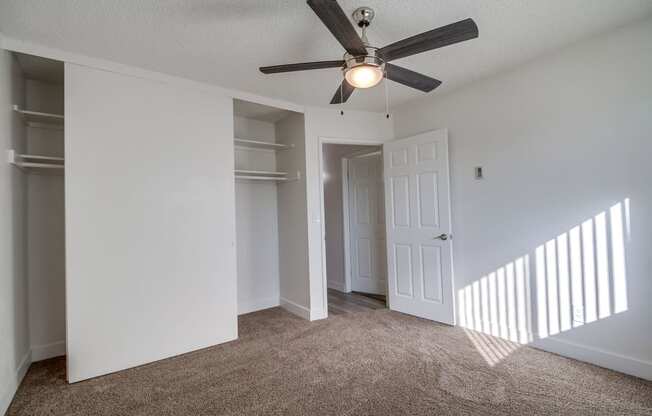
[[343, 48, 384, 72], [352, 7, 375, 27]]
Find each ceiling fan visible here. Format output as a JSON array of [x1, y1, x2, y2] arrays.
[[259, 0, 478, 104]]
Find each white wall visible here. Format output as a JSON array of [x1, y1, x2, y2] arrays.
[[322, 143, 376, 293], [65, 63, 237, 382], [25, 79, 66, 362], [234, 116, 280, 314], [304, 108, 394, 319], [393, 18, 652, 379], [275, 113, 311, 319], [0, 50, 29, 415]]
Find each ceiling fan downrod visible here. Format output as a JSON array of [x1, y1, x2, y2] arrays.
[[352, 7, 374, 46]]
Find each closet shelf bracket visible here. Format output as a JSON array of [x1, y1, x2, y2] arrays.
[[281, 171, 302, 183]]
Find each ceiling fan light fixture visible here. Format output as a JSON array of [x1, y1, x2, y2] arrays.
[[343, 51, 384, 89], [344, 64, 383, 89]]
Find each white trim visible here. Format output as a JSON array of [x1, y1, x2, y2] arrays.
[[31, 341, 66, 362], [317, 137, 386, 320], [327, 280, 347, 293], [0, 35, 304, 114], [346, 148, 383, 159], [0, 350, 31, 416], [340, 158, 353, 293], [533, 337, 652, 381], [238, 297, 280, 315], [310, 307, 327, 321], [280, 297, 311, 320]]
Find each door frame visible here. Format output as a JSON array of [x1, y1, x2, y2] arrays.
[[318, 137, 386, 317]]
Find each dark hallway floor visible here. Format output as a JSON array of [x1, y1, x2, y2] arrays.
[[327, 288, 386, 315]]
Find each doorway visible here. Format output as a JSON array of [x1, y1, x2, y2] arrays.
[[321, 142, 387, 315], [319, 130, 455, 325]]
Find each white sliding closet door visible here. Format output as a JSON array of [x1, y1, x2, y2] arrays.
[[65, 64, 237, 382]]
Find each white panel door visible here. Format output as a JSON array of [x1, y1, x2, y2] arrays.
[[348, 153, 386, 295], [383, 129, 454, 324]]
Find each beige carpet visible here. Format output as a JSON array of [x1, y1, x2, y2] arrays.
[[8, 307, 652, 415]]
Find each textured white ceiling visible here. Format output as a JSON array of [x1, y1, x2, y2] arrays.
[[1, 0, 651, 111]]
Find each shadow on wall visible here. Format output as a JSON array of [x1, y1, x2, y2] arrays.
[[458, 199, 630, 366]]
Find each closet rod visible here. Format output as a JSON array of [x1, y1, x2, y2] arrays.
[[15, 153, 64, 162], [235, 175, 288, 181], [13, 162, 64, 169], [7, 150, 65, 171]]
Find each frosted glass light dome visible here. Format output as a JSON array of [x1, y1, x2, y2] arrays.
[[344, 64, 384, 89]]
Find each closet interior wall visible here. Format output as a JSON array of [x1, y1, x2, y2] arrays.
[[26, 78, 65, 361], [233, 100, 308, 317], [234, 115, 281, 314], [16, 53, 66, 362]]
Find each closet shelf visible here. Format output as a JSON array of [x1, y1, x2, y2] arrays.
[[235, 170, 301, 182], [234, 138, 293, 151], [13, 105, 64, 126], [234, 169, 287, 176], [7, 149, 64, 172]]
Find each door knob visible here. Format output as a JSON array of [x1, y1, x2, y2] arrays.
[[434, 233, 450, 241]]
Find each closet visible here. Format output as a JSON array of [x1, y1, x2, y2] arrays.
[[3, 50, 312, 384], [233, 99, 308, 316], [8, 52, 66, 362]]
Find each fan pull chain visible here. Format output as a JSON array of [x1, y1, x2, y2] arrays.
[[340, 74, 344, 116], [384, 67, 390, 119]]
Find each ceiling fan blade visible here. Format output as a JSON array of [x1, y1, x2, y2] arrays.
[[260, 60, 344, 74], [330, 79, 355, 104], [378, 18, 478, 62], [384, 63, 441, 92], [307, 0, 367, 56]]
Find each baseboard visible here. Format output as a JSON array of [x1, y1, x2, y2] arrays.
[[532, 337, 652, 381], [238, 296, 280, 315], [327, 281, 347, 293], [31, 341, 66, 362], [310, 308, 327, 321], [280, 297, 311, 320], [0, 349, 31, 416]]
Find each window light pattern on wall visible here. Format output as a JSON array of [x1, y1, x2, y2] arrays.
[[457, 199, 630, 366]]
